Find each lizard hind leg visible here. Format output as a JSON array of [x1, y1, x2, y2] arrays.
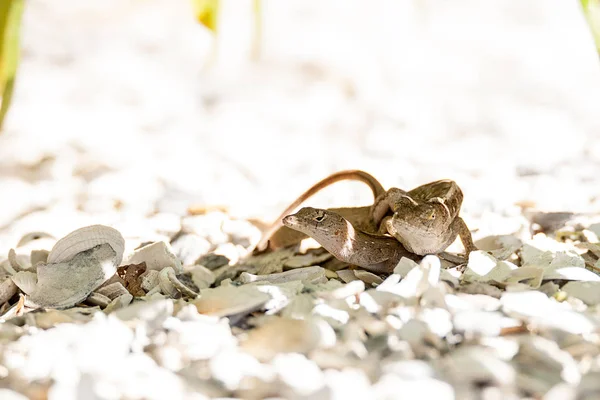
[[454, 217, 477, 255]]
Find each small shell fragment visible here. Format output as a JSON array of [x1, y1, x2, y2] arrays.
[[8, 249, 30, 272], [353, 270, 384, 286], [193, 285, 270, 318], [140, 270, 160, 292], [168, 269, 199, 298], [86, 292, 111, 308], [190, 265, 215, 289], [104, 293, 134, 313], [0, 278, 18, 304], [47, 225, 125, 266], [126, 241, 182, 273], [337, 269, 359, 283], [96, 282, 130, 300], [562, 281, 600, 306], [238, 266, 327, 285], [17, 231, 55, 247], [158, 267, 180, 298], [10, 271, 37, 295]]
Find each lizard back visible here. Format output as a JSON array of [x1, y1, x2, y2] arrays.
[[408, 179, 463, 218]]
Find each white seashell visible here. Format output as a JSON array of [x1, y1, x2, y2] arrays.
[[17, 231, 55, 248], [47, 225, 125, 265], [323, 280, 365, 300], [126, 241, 182, 273], [562, 281, 600, 306], [476, 235, 523, 260], [104, 293, 133, 313], [462, 251, 517, 283], [96, 282, 130, 300], [190, 265, 215, 289], [10, 271, 37, 295], [192, 285, 270, 318], [240, 317, 331, 362], [0, 258, 18, 276], [29, 243, 119, 309], [238, 266, 327, 285], [353, 270, 384, 286], [8, 249, 31, 272], [140, 270, 160, 292], [0, 278, 18, 304], [336, 269, 359, 283], [86, 292, 111, 308], [158, 267, 180, 298], [167, 269, 199, 298]]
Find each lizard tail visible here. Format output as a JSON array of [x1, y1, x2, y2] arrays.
[[252, 170, 385, 253]]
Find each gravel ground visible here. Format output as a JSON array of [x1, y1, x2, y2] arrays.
[[1, 1, 600, 399]]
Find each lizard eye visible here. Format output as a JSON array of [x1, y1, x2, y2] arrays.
[[314, 212, 326, 223]]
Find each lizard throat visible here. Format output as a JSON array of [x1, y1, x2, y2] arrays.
[[338, 219, 357, 259]]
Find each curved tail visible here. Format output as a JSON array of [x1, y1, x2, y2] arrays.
[[252, 170, 385, 253]]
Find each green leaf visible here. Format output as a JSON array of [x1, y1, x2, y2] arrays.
[[251, 0, 262, 60], [581, 0, 600, 53], [191, 0, 219, 33], [0, 0, 25, 132]]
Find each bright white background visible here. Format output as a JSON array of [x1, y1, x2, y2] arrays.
[[1, 0, 599, 246]]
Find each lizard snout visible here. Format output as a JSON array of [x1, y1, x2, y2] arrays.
[[282, 215, 298, 227]]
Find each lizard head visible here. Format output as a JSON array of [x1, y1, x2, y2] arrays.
[[390, 200, 451, 234], [282, 207, 350, 244]]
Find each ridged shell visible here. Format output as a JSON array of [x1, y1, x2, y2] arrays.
[[47, 225, 125, 265]]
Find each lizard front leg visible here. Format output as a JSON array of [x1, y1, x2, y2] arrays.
[[454, 217, 477, 255], [371, 187, 410, 225]]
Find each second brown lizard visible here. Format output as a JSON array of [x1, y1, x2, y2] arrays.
[[371, 179, 477, 255]]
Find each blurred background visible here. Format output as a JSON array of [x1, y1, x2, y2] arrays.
[[0, 0, 599, 247]]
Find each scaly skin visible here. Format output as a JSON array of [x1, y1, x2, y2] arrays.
[[282, 207, 420, 274], [372, 180, 476, 255]]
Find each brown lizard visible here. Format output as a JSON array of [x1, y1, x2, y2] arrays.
[[254, 170, 476, 257], [282, 207, 421, 274], [371, 179, 477, 255], [253, 170, 386, 253]]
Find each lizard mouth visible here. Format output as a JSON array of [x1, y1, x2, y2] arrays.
[[282, 215, 298, 227]]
